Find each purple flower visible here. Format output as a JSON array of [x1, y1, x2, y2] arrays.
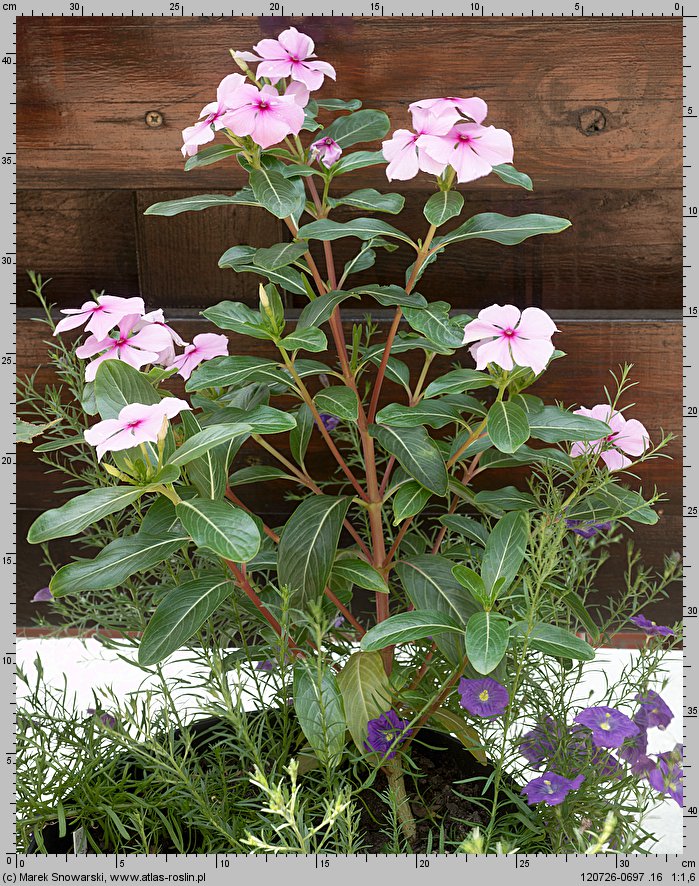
[[310, 136, 342, 168], [87, 708, 116, 729], [573, 706, 639, 749], [647, 745, 683, 807], [256, 659, 276, 672], [617, 727, 654, 776], [565, 519, 613, 539], [364, 710, 412, 759], [634, 690, 674, 731], [458, 677, 509, 718], [629, 614, 674, 638], [519, 717, 561, 769], [31, 587, 53, 603], [333, 615, 345, 628], [317, 413, 340, 431], [521, 772, 585, 806]]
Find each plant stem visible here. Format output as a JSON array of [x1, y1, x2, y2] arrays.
[[404, 657, 468, 750], [225, 485, 280, 543], [323, 586, 366, 637], [384, 758, 417, 846]]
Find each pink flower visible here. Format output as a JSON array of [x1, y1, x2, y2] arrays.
[[76, 315, 175, 382], [84, 398, 190, 461], [409, 96, 489, 126], [570, 405, 650, 471], [251, 27, 336, 90], [135, 310, 188, 366], [310, 136, 342, 168], [382, 107, 453, 182], [181, 73, 245, 157], [222, 83, 304, 150], [462, 304, 557, 375], [53, 295, 145, 340], [420, 121, 514, 184], [167, 333, 229, 381], [285, 80, 310, 108]]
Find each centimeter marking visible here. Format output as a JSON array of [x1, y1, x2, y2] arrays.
[[6, 0, 694, 875]]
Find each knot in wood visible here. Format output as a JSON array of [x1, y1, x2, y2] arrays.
[[145, 110, 164, 128], [578, 107, 607, 136]]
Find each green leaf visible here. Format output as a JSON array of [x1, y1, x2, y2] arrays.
[[316, 98, 362, 111], [452, 566, 490, 609], [481, 511, 529, 598], [392, 481, 432, 524], [209, 405, 295, 435], [439, 515, 489, 547], [229, 465, 293, 486], [423, 368, 493, 398], [168, 423, 251, 467], [360, 609, 461, 652], [289, 403, 314, 467], [140, 497, 178, 536], [186, 356, 287, 391], [429, 709, 486, 764], [375, 401, 462, 429], [293, 665, 346, 767], [317, 109, 390, 149], [297, 290, 360, 330], [342, 247, 376, 279], [314, 387, 359, 422], [432, 212, 572, 250], [143, 192, 258, 216], [330, 189, 404, 214], [370, 424, 447, 496], [331, 150, 386, 175], [138, 577, 235, 666], [351, 284, 427, 308], [252, 241, 309, 271], [94, 360, 160, 419], [423, 191, 464, 226], [402, 302, 464, 349], [176, 498, 261, 562], [566, 486, 658, 526], [331, 558, 389, 594], [474, 486, 536, 513], [180, 411, 230, 501], [183, 144, 240, 171], [491, 163, 533, 191], [277, 496, 351, 604], [50, 533, 189, 597], [17, 418, 58, 444], [201, 301, 272, 340], [372, 356, 411, 391], [465, 612, 510, 675], [527, 406, 611, 444], [280, 327, 328, 353], [516, 622, 595, 661], [218, 249, 309, 295], [297, 217, 414, 246], [249, 168, 301, 219], [27, 486, 145, 544], [487, 400, 530, 454], [337, 651, 392, 753]]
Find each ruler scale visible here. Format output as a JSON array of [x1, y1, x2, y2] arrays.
[[6, 0, 694, 877]]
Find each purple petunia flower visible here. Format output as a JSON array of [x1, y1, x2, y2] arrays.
[[87, 707, 116, 729], [519, 717, 561, 769], [573, 706, 639, 749], [565, 519, 613, 539], [333, 615, 345, 628], [318, 413, 340, 431], [458, 677, 509, 718], [634, 690, 674, 731], [647, 745, 683, 807], [521, 772, 585, 806], [617, 727, 654, 776], [256, 659, 276, 672], [31, 587, 53, 603], [629, 615, 674, 638], [364, 710, 412, 759]]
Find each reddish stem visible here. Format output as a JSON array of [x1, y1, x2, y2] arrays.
[[324, 586, 366, 638], [226, 486, 280, 543]]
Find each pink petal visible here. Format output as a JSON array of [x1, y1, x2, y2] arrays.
[[289, 60, 325, 90], [170, 352, 199, 381], [416, 133, 457, 164], [478, 304, 522, 330], [615, 418, 650, 457], [473, 335, 514, 372], [286, 80, 310, 107], [469, 124, 514, 166], [54, 311, 92, 336], [453, 96, 488, 124], [181, 121, 215, 157], [128, 324, 174, 352], [573, 406, 596, 420], [257, 58, 294, 83], [408, 98, 461, 128], [191, 333, 229, 360], [232, 50, 261, 62], [76, 334, 113, 359], [221, 105, 259, 139], [509, 336, 555, 375], [83, 351, 115, 383], [412, 106, 457, 136], [84, 417, 123, 448], [382, 131, 419, 181], [601, 449, 631, 472], [570, 440, 588, 459], [117, 343, 160, 372], [516, 307, 558, 340], [217, 72, 245, 107], [589, 404, 613, 424], [417, 147, 449, 176], [461, 319, 503, 344], [157, 397, 191, 419], [252, 37, 287, 60], [277, 27, 314, 59], [118, 314, 142, 338], [251, 108, 298, 149], [451, 140, 494, 183], [305, 59, 335, 79]]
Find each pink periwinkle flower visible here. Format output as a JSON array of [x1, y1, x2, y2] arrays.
[[570, 405, 650, 471], [251, 27, 336, 91], [382, 107, 453, 182], [167, 333, 229, 381], [223, 83, 304, 150], [53, 295, 145, 341], [419, 121, 513, 184], [135, 309, 188, 367], [76, 314, 175, 383], [181, 73, 246, 158], [84, 398, 190, 461], [310, 136, 342, 168], [408, 96, 489, 126], [462, 304, 558, 376]]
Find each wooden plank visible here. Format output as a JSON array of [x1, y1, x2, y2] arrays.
[[17, 17, 681, 190]]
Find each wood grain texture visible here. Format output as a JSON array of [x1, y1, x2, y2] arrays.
[[17, 17, 681, 190]]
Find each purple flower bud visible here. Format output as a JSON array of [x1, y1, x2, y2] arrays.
[[310, 137, 342, 168], [333, 615, 345, 628], [256, 659, 276, 673], [317, 413, 340, 432], [565, 519, 613, 539], [87, 708, 116, 729], [31, 587, 53, 603]]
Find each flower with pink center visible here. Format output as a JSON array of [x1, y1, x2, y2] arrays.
[[181, 73, 246, 158], [76, 315, 176, 383], [570, 405, 650, 471], [382, 107, 454, 182], [310, 136, 342, 168], [134, 309, 188, 366], [222, 83, 305, 150], [420, 121, 514, 184], [251, 27, 336, 91], [53, 295, 145, 341], [84, 398, 190, 461], [462, 304, 558, 375], [408, 95, 488, 126], [167, 333, 229, 381]]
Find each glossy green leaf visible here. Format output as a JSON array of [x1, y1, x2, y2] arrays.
[[183, 144, 240, 171], [144, 192, 257, 216], [331, 558, 389, 594], [432, 212, 572, 250], [337, 651, 392, 753], [252, 240, 309, 270], [566, 486, 658, 526], [297, 217, 415, 246], [28, 486, 145, 544], [249, 168, 302, 218], [474, 486, 536, 513], [331, 150, 386, 175], [487, 400, 530, 454], [439, 514, 489, 547], [316, 98, 362, 111], [280, 327, 328, 353], [516, 622, 596, 661], [293, 665, 346, 766], [423, 368, 493, 398], [186, 356, 288, 391], [330, 189, 404, 214], [209, 405, 296, 435], [402, 301, 464, 349], [392, 481, 432, 524], [317, 109, 390, 149], [201, 301, 272, 339], [94, 360, 160, 420], [491, 163, 533, 191], [176, 498, 261, 562], [465, 611, 510, 675], [451, 565, 490, 609], [229, 465, 293, 486], [481, 511, 529, 597], [350, 284, 427, 308], [423, 190, 464, 226], [375, 401, 462, 429], [370, 424, 447, 496], [138, 576, 235, 666], [314, 387, 359, 422], [297, 290, 359, 329], [527, 406, 612, 443], [360, 609, 462, 651], [168, 423, 251, 467], [289, 403, 314, 467]]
